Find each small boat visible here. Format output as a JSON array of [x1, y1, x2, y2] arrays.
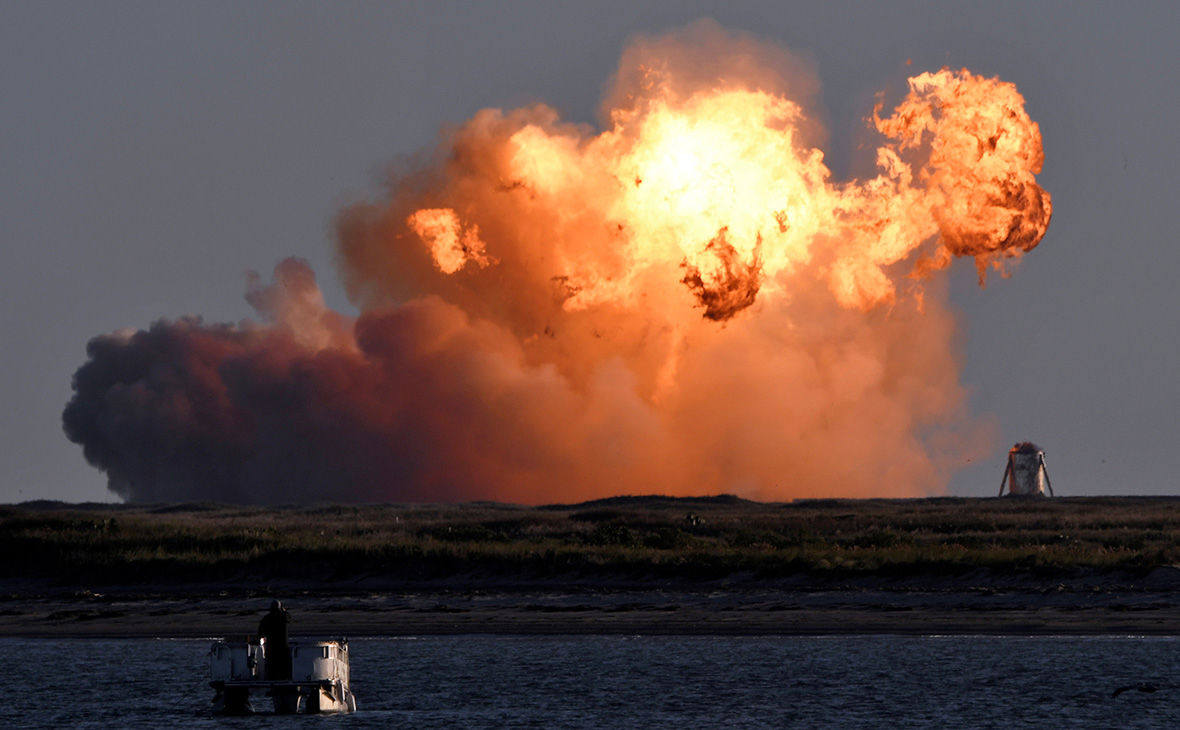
[[209, 638, 357, 714]]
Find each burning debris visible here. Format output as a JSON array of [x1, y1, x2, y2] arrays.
[[63, 22, 1051, 503], [679, 229, 763, 321], [998, 442, 1055, 497]]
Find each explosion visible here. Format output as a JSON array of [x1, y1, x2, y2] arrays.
[[64, 22, 1050, 503]]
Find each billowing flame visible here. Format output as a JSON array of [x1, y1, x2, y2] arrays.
[[406, 208, 493, 274], [382, 59, 1048, 317], [64, 22, 1050, 504]]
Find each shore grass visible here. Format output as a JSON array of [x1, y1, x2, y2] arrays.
[[5, 496, 1180, 588]]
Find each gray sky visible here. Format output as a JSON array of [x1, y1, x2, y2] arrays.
[[3, 1, 1178, 502]]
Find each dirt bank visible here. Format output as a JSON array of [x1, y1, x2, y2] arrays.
[[6, 575, 1180, 638]]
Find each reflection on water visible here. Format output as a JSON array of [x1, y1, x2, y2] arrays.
[[7, 635, 1180, 728]]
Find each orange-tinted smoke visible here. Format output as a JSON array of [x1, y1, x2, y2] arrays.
[[65, 21, 1049, 503]]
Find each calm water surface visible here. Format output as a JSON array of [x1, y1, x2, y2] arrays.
[[5, 635, 1180, 728]]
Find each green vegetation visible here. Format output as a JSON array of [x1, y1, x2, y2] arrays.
[[5, 496, 1180, 587]]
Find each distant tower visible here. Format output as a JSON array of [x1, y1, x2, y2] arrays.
[[999, 442, 1054, 497]]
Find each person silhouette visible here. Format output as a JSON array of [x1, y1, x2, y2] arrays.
[[258, 600, 291, 680]]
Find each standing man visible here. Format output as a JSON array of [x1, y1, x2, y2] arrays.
[[258, 600, 292, 680]]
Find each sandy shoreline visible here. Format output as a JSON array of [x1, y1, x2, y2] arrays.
[[6, 583, 1180, 638]]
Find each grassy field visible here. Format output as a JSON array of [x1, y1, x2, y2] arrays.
[[5, 495, 1180, 589]]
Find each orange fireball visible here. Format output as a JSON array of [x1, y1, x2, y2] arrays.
[[392, 63, 1049, 319], [67, 22, 1051, 503]]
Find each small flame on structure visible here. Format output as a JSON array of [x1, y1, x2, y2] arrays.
[[1010, 441, 1043, 454], [64, 21, 1052, 504]]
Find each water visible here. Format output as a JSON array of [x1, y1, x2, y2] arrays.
[[5, 635, 1180, 728]]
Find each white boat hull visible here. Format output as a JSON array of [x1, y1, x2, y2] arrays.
[[209, 639, 356, 714]]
